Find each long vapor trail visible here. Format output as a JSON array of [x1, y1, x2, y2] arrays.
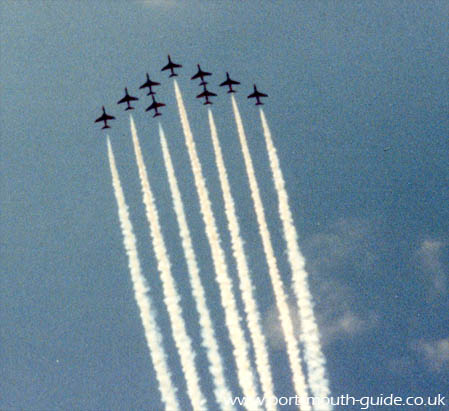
[[174, 81, 262, 411], [208, 109, 277, 410], [259, 110, 331, 409], [158, 124, 235, 410], [106, 137, 179, 411], [129, 117, 206, 410], [231, 96, 311, 411]]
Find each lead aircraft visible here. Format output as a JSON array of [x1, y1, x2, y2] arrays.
[[161, 55, 182, 77]]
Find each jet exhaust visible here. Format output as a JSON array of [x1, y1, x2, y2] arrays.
[[230, 96, 311, 410], [129, 117, 206, 410], [260, 110, 331, 408], [173, 81, 262, 411], [106, 137, 179, 411], [208, 109, 277, 410], [159, 124, 235, 410]]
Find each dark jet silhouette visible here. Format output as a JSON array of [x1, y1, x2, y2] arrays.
[[161, 55, 182, 78], [95, 106, 115, 129], [139, 73, 160, 96], [145, 95, 166, 117], [219, 72, 240, 93], [117, 88, 139, 110], [191, 64, 212, 86], [196, 84, 217, 105], [247, 84, 268, 105]]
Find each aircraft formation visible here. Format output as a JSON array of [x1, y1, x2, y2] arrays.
[[95, 55, 268, 129]]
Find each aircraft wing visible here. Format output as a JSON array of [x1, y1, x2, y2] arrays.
[[95, 113, 114, 122], [128, 95, 138, 101], [146, 102, 156, 111], [146, 101, 165, 111], [248, 91, 268, 99], [197, 90, 217, 98], [142, 80, 160, 88], [161, 62, 172, 71], [117, 96, 128, 104], [221, 79, 240, 86], [162, 61, 181, 71], [192, 70, 211, 80]]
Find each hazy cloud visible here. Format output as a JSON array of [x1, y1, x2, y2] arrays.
[[303, 217, 378, 272], [265, 218, 382, 349], [320, 311, 378, 344], [318, 307, 380, 347], [413, 338, 449, 372], [417, 239, 447, 294], [263, 296, 378, 350]]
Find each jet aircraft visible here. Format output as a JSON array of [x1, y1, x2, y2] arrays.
[[117, 88, 139, 110], [219, 72, 240, 93], [139, 74, 160, 96], [191, 64, 212, 86], [247, 84, 268, 105], [145, 95, 166, 117], [161, 55, 182, 78], [196, 84, 217, 105], [95, 106, 115, 129]]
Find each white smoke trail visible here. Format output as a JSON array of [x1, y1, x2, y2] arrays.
[[106, 137, 179, 411], [259, 110, 331, 409], [208, 109, 277, 410], [159, 124, 235, 411], [129, 118, 206, 410], [173, 81, 262, 411], [231, 96, 311, 411]]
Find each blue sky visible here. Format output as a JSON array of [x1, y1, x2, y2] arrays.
[[1, 1, 448, 410]]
